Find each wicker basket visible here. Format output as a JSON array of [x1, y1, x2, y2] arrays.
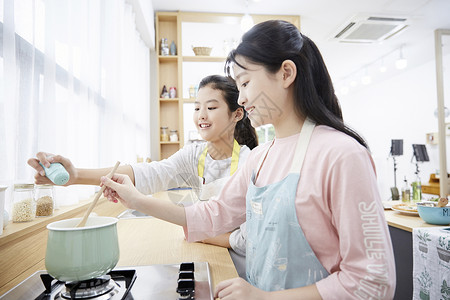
[[192, 46, 212, 56]]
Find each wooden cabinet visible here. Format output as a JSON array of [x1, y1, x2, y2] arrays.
[[156, 13, 181, 160], [422, 173, 449, 195], [155, 12, 300, 160]]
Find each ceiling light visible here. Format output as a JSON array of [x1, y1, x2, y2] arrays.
[[361, 75, 371, 85], [395, 45, 407, 69], [361, 68, 371, 85]]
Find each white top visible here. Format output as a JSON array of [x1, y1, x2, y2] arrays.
[[229, 222, 247, 256], [131, 141, 251, 196]]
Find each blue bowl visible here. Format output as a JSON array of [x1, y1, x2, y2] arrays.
[[417, 203, 450, 225]]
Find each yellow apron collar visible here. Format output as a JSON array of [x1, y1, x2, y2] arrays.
[[198, 139, 241, 179]]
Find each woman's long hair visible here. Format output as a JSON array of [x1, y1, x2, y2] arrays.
[[225, 20, 367, 149], [198, 75, 258, 149]]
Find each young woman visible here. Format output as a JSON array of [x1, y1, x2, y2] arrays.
[[99, 20, 396, 299], [28, 75, 256, 277]]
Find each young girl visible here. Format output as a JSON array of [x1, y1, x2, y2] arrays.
[[29, 75, 256, 194], [28, 75, 256, 276], [100, 20, 396, 299]]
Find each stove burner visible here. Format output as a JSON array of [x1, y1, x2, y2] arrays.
[[35, 270, 136, 300], [61, 275, 116, 299]]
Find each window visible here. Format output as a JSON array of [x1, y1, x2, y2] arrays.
[[0, 0, 151, 207]]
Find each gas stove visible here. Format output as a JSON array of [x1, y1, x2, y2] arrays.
[[0, 262, 213, 300]]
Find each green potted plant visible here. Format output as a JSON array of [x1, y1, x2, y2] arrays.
[[437, 236, 450, 262], [441, 279, 450, 300], [417, 230, 432, 253], [418, 269, 432, 300]]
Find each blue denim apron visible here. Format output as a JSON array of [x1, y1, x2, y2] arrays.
[[246, 119, 329, 291]]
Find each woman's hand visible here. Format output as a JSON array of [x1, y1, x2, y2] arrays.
[[27, 152, 78, 186], [214, 278, 268, 300], [101, 174, 144, 210]]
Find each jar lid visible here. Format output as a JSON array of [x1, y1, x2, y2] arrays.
[[14, 183, 34, 190], [170, 130, 178, 132], [161, 126, 168, 129], [0, 185, 8, 191], [35, 184, 54, 188]]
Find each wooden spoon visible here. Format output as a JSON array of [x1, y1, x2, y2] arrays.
[[437, 197, 448, 208], [76, 161, 120, 227]]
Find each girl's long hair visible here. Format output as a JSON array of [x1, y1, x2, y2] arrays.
[[225, 20, 367, 149]]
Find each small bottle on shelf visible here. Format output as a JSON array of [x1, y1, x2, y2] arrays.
[[170, 41, 177, 55], [160, 38, 169, 56], [169, 87, 177, 98], [401, 177, 411, 203]]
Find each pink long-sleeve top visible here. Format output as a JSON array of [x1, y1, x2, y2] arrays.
[[184, 125, 396, 299]]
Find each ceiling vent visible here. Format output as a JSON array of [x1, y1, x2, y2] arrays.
[[332, 14, 409, 43]]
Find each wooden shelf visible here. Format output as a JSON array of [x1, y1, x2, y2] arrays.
[[157, 12, 182, 160], [158, 55, 178, 61], [160, 141, 180, 145], [183, 56, 227, 62]]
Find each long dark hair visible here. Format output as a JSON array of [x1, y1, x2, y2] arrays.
[[225, 20, 368, 149], [198, 75, 258, 150]]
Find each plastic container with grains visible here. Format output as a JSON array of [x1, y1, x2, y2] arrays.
[[12, 183, 36, 222], [35, 184, 54, 217]]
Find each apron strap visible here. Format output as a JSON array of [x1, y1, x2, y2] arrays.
[[198, 139, 241, 179], [230, 139, 241, 176], [289, 118, 315, 173], [253, 119, 315, 182], [197, 146, 208, 179]]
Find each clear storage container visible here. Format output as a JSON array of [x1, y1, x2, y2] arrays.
[[12, 183, 35, 222], [35, 184, 54, 217], [170, 130, 179, 142], [161, 126, 169, 142]]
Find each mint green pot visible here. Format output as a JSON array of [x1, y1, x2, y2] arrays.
[[45, 216, 119, 282]]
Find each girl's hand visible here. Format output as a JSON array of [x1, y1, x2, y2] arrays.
[[214, 278, 268, 300], [27, 152, 78, 186], [101, 174, 144, 210]]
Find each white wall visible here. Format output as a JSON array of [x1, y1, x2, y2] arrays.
[[126, 0, 155, 49], [340, 53, 450, 201]]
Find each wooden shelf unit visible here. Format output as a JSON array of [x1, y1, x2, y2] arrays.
[[155, 12, 300, 160]]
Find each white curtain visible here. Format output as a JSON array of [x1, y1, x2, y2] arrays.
[[0, 0, 151, 208]]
